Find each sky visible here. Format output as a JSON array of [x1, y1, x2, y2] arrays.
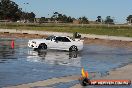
[[13, 0, 132, 23]]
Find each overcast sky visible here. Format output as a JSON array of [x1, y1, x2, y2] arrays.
[[13, 0, 132, 23]]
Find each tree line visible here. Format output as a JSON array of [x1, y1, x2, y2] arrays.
[[0, 0, 35, 22], [39, 12, 89, 24], [39, 13, 114, 24], [0, 0, 132, 24]]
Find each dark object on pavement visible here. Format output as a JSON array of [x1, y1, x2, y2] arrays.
[[79, 77, 91, 86]]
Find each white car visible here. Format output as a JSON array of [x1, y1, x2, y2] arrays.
[[28, 35, 83, 51]]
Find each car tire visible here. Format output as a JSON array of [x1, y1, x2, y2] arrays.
[[38, 43, 47, 50], [69, 45, 78, 52]]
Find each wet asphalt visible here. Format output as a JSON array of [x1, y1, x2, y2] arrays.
[[0, 38, 132, 88]]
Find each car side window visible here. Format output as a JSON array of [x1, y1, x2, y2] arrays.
[[55, 37, 62, 42], [62, 37, 71, 42], [46, 36, 55, 40], [55, 37, 71, 42]]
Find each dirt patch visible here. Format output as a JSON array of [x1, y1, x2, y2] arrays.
[[84, 38, 132, 48], [0, 32, 48, 39]]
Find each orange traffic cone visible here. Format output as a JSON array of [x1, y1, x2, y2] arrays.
[[80, 67, 91, 86], [11, 40, 14, 49]]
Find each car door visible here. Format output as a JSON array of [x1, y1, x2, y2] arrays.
[[56, 37, 71, 50], [45, 36, 56, 49], [61, 37, 72, 50], [52, 37, 71, 50], [53, 37, 64, 50]]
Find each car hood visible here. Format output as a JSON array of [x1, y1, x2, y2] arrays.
[[29, 39, 46, 42]]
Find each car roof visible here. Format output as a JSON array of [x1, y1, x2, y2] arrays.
[[53, 35, 70, 38]]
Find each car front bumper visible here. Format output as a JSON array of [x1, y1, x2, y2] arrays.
[[28, 42, 38, 49]]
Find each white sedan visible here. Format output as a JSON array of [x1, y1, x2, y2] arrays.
[[28, 35, 83, 51]]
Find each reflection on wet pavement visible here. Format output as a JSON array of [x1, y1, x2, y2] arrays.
[[0, 40, 16, 63], [27, 50, 81, 67]]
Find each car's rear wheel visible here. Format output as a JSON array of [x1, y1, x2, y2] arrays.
[[38, 43, 47, 50], [69, 45, 78, 52]]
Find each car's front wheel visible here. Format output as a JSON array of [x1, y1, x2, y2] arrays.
[[38, 43, 47, 50], [69, 45, 78, 52]]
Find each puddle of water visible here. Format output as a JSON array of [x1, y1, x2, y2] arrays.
[[27, 50, 81, 67], [0, 38, 132, 87]]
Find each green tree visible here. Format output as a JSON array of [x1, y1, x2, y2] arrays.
[[39, 17, 48, 23], [105, 16, 114, 24], [0, 0, 35, 22], [0, 0, 22, 21], [50, 12, 74, 23], [126, 15, 132, 23], [96, 16, 102, 22], [79, 16, 89, 24], [61, 14, 67, 22], [57, 13, 63, 21], [66, 16, 73, 23], [51, 12, 59, 21], [27, 12, 35, 22]]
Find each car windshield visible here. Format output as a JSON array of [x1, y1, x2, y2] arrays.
[[46, 35, 55, 40], [69, 37, 75, 41]]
